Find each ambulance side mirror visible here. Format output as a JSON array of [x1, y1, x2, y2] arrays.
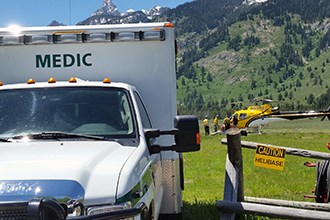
[[173, 115, 201, 152], [145, 115, 201, 154]]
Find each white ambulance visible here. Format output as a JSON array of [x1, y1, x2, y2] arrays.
[[0, 22, 200, 220]]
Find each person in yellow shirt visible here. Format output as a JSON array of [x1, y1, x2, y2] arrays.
[[203, 115, 209, 135], [213, 115, 219, 132]]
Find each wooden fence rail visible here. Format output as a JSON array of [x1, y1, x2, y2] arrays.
[[217, 200, 330, 220], [217, 128, 330, 220], [221, 139, 330, 160]]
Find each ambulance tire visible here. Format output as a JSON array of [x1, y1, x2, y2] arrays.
[[315, 160, 329, 203], [140, 202, 153, 220], [140, 208, 150, 220]]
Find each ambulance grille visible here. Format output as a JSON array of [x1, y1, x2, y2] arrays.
[[0, 199, 66, 220], [0, 206, 27, 220]]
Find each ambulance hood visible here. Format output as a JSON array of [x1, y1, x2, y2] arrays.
[[0, 141, 136, 204]]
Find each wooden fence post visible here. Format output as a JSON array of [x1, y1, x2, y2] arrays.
[[220, 128, 244, 220], [226, 128, 244, 202]]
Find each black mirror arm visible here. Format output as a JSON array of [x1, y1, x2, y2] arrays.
[[148, 144, 180, 155], [145, 129, 179, 138]]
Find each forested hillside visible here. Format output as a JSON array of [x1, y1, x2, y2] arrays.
[[157, 0, 330, 118]]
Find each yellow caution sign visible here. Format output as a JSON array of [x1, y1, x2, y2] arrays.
[[254, 145, 286, 171]]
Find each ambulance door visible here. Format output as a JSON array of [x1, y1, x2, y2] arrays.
[[133, 91, 163, 217]]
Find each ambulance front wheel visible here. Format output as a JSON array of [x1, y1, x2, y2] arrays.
[[140, 202, 153, 220]]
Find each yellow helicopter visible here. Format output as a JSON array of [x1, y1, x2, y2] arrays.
[[219, 100, 330, 134], [230, 103, 276, 129]]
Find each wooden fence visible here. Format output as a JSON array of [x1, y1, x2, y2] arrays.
[[217, 128, 330, 220]]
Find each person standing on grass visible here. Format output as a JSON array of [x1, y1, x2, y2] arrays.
[[213, 115, 219, 132], [203, 115, 210, 135]]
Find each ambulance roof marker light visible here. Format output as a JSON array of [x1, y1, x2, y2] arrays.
[[69, 77, 77, 83], [48, 77, 56, 83], [27, 79, 36, 84], [103, 78, 111, 84]]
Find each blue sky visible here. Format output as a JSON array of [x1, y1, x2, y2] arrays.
[[0, 0, 190, 27]]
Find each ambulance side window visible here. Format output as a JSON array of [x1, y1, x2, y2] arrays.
[[134, 92, 152, 129]]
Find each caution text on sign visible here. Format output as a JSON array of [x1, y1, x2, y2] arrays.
[[254, 145, 286, 171]]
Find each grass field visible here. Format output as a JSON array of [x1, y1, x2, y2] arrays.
[[181, 118, 330, 219]]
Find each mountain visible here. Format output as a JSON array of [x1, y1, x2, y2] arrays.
[[77, 0, 169, 25], [90, 0, 120, 17], [48, 20, 65, 26]]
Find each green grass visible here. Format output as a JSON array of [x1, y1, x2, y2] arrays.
[[182, 119, 330, 219]]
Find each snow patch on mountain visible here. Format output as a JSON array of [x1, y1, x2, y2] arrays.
[[243, 0, 268, 5]]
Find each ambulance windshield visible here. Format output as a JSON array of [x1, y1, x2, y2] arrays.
[[0, 87, 136, 139]]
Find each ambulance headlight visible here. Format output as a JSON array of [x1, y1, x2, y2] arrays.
[[67, 204, 84, 217], [87, 201, 132, 215]]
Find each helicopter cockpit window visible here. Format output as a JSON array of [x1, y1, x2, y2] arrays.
[[239, 113, 247, 120]]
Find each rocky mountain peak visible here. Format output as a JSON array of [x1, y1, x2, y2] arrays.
[[91, 0, 120, 17], [77, 1, 169, 25]]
